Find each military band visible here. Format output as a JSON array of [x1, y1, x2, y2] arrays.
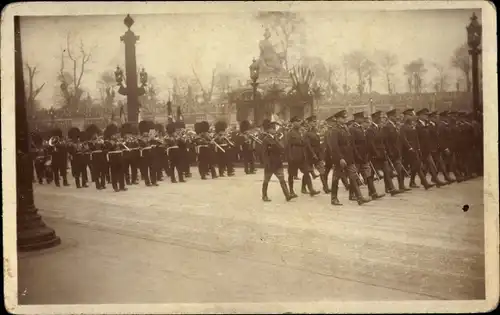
[[30, 107, 482, 208]]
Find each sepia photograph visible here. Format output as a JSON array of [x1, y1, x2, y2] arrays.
[[2, 1, 498, 314]]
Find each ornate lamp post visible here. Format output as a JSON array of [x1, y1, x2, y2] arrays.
[[466, 12, 482, 120], [117, 15, 147, 124], [249, 58, 260, 124], [15, 17, 61, 251]]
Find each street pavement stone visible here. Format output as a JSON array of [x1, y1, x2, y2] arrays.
[[18, 168, 485, 304]]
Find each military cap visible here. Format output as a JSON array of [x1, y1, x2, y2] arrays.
[[104, 123, 119, 140], [353, 111, 365, 119], [439, 110, 449, 117], [305, 115, 317, 123], [214, 120, 227, 133], [200, 121, 210, 133], [85, 124, 101, 139], [262, 119, 272, 130], [402, 108, 415, 115], [138, 120, 150, 134], [325, 115, 336, 122], [52, 127, 63, 138], [415, 108, 430, 116], [155, 123, 165, 135], [290, 116, 301, 123], [428, 111, 438, 118], [120, 122, 133, 136], [31, 131, 43, 146], [67, 127, 81, 141], [333, 109, 348, 119], [239, 120, 251, 133], [386, 109, 398, 117], [166, 122, 176, 134], [371, 110, 382, 119]]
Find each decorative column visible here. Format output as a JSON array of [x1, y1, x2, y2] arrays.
[[249, 58, 260, 125], [466, 13, 482, 120], [15, 16, 61, 251], [117, 14, 147, 124]]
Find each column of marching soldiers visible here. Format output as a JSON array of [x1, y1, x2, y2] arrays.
[[30, 106, 482, 206]]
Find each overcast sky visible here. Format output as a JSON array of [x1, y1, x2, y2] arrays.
[[20, 8, 480, 108]]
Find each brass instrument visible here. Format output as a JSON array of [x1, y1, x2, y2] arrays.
[[48, 136, 60, 147], [246, 130, 263, 145]]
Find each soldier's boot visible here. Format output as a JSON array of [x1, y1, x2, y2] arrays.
[[349, 186, 357, 201], [305, 174, 320, 196], [321, 175, 331, 194], [288, 177, 298, 198], [262, 182, 271, 202], [431, 175, 447, 187], [178, 170, 186, 183], [278, 179, 293, 201], [330, 179, 342, 206], [75, 177, 81, 189], [409, 173, 419, 188], [63, 177, 70, 187], [418, 170, 435, 190], [398, 174, 411, 191], [125, 172, 131, 185], [367, 177, 385, 200], [444, 173, 455, 184], [170, 169, 178, 183], [301, 177, 308, 194], [353, 182, 371, 205], [112, 180, 119, 192], [211, 167, 218, 179]]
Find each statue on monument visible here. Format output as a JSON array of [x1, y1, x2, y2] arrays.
[[258, 28, 286, 75]]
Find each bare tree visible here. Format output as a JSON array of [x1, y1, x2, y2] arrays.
[[404, 58, 427, 94], [432, 62, 450, 93], [300, 56, 339, 99], [255, 11, 304, 71], [450, 43, 471, 92], [377, 50, 398, 94], [25, 63, 45, 117], [192, 66, 217, 112], [58, 33, 94, 111], [97, 71, 115, 108], [344, 50, 373, 96]]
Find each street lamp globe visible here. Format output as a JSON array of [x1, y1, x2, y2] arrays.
[[466, 13, 482, 50], [249, 58, 260, 82]]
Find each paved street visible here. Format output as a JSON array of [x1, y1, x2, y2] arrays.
[[18, 168, 485, 304]]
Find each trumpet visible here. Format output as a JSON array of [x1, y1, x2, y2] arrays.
[[246, 131, 263, 144], [48, 136, 60, 147]]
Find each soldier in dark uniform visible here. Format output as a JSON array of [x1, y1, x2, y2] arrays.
[[31, 131, 49, 184], [103, 123, 128, 192], [86, 124, 107, 190], [415, 108, 448, 186], [153, 123, 166, 181], [121, 123, 140, 185], [322, 115, 335, 192], [426, 111, 456, 183], [175, 120, 192, 179], [286, 116, 318, 198], [326, 110, 371, 206], [47, 128, 70, 187], [400, 109, 435, 189], [213, 121, 234, 177], [302, 115, 328, 194], [260, 119, 294, 202], [350, 111, 385, 200], [195, 121, 218, 179], [367, 111, 403, 196], [164, 122, 185, 183], [138, 120, 158, 187], [67, 127, 89, 188], [239, 120, 257, 175]]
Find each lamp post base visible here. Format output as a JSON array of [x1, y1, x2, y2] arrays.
[[17, 205, 61, 252]]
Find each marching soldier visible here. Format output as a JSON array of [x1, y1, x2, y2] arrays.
[[303, 115, 329, 194], [154, 123, 166, 181], [415, 108, 448, 186], [86, 124, 107, 190], [350, 111, 385, 200], [194, 121, 218, 179], [400, 108, 435, 189], [103, 123, 127, 192], [67, 127, 89, 188], [260, 119, 294, 202], [138, 120, 158, 187], [326, 110, 371, 206], [121, 123, 140, 185], [31, 131, 49, 184], [214, 121, 234, 177], [239, 120, 257, 175], [426, 111, 456, 183], [286, 116, 319, 198], [47, 127, 70, 187], [367, 111, 403, 196], [165, 122, 185, 183], [382, 109, 411, 192]]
